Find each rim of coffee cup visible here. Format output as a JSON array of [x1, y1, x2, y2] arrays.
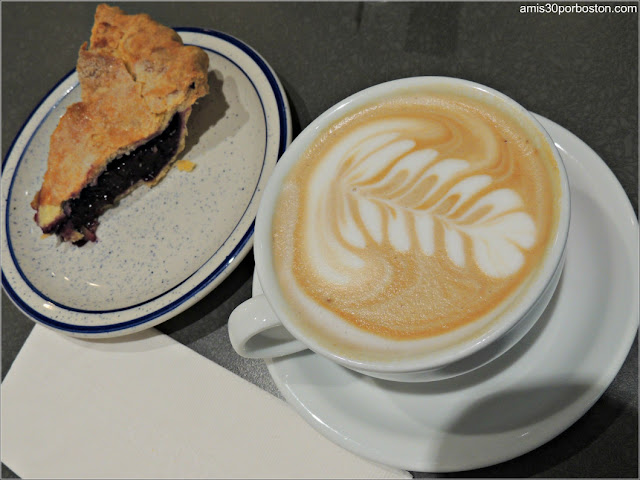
[[253, 76, 571, 374]]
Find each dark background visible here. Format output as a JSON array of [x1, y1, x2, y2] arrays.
[[2, 2, 637, 478]]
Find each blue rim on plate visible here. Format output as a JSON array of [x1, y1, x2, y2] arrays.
[[1, 28, 292, 336]]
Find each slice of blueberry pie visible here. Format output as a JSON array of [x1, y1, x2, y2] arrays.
[[31, 4, 209, 245]]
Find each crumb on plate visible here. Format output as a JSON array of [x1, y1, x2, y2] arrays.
[[175, 159, 196, 172]]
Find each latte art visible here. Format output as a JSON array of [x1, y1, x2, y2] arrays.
[[325, 121, 536, 278], [273, 92, 560, 345]]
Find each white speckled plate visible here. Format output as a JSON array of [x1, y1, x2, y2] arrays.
[[1, 29, 291, 337], [260, 116, 638, 472]]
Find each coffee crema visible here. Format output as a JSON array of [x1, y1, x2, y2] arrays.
[[272, 91, 561, 351]]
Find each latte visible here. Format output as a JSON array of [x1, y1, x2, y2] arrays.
[[272, 89, 561, 360]]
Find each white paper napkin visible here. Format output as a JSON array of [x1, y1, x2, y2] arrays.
[[1, 325, 411, 479]]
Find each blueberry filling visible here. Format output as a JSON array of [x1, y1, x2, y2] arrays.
[[54, 112, 183, 245]]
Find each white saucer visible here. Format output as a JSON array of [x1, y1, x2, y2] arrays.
[[254, 115, 639, 472], [2, 29, 291, 337]]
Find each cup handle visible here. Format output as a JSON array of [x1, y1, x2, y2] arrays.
[[228, 295, 308, 358]]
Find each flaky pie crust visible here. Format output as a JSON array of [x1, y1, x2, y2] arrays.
[[32, 4, 209, 237]]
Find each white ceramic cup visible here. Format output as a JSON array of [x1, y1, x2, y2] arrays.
[[229, 77, 570, 382]]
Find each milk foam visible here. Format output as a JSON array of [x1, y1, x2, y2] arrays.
[[272, 92, 559, 351], [307, 118, 537, 279]]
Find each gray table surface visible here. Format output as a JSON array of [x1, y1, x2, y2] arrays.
[[2, 2, 637, 478]]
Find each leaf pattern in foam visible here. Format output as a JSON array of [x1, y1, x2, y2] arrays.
[[342, 137, 537, 278]]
